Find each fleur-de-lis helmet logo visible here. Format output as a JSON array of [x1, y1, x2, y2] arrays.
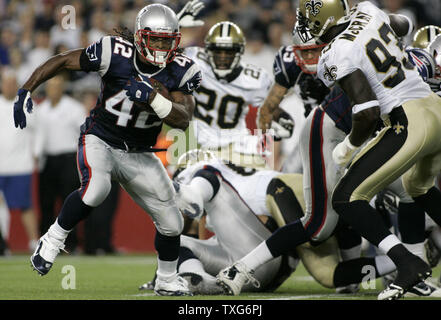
[[323, 63, 338, 82], [305, 0, 323, 17]]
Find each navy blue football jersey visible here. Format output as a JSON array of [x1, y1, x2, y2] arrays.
[[273, 45, 329, 117], [79, 36, 202, 151], [320, 86, 352, 135]]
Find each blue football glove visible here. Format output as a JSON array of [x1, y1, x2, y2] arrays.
[[124, 76, 154, 104], [13, 88, 33, 129]]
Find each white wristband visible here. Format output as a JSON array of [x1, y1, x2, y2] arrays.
[[150, 93, 172, 119], [344, 135, 358, 150]]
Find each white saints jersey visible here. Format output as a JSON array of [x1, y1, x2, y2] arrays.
[[184, 46, 273, 148], [175, 158, 279, 217], [318, 1, 432, 115]]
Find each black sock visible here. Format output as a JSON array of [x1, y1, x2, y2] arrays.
[[333, 257, 378, 287], [57, 190, 94, 230], [177, 246, 197, 269], [266, 220, 309, 257], [333, 200, 391, 247], [387, 243, 414, 268], [398, 202, 425, 244], [155, 231, 180, 261], [413, 187, 441, 227], [334, 222, 362, 250]]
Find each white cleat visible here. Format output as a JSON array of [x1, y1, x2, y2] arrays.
[[216, 261, 260, 296], [404, 280, 441, 298], [154, 273, 193, 296], [30, 232, 66, 276], [179, 272, 224, 295], [378, 284, 405, 300]]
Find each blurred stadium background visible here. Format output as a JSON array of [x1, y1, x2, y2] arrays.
[[0, 0, 440, 254]]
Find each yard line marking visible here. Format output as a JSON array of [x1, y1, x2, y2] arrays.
[[130, 293, 157, 297]]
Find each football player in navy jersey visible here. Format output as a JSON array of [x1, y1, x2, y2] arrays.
[[259, 22, 328, 131], [13, 4, 202, 296]]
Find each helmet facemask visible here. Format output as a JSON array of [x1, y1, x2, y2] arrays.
[[206, 45, 243, 78], [134, 29, 181, 68], [292, 22, 327, 74], [293, 44, 326, 74]]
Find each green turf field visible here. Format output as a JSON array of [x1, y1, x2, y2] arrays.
[[1, 254, 440, 300]]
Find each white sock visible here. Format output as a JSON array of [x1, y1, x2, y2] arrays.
[[240, 241, 274, 271], [189, 177, 214, 203], [156, 258, 178, 280], [340, 244, 361, 261], [0, 195, 10, 240], [48, 219, 70, 242], [378, 234, 402, 255], [404, 242, 426, 262], [375, 255, 397, 276], [179, 258, 215, 280]]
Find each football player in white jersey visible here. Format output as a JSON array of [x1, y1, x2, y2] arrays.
[[294, 0, 441, 300], [184, 21, 293, 151], [140, 149, 410, 295]]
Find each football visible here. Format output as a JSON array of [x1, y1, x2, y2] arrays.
[[149, 78, 172, 100]]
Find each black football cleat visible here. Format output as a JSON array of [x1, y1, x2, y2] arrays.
[[378, 257, 432, 300]]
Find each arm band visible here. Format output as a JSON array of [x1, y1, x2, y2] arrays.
[[150, 93, 173, 119], [352, 100, 379, 114]]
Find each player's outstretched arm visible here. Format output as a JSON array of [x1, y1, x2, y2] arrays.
[[258, 83, 288, 132], [14, 49, 83, 129], [22, 49, 83, 93]]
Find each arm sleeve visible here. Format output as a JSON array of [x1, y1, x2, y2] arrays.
[[318, 42, 361, 87], [80, 36, 112, 76], [273, 47, 299, 89], [178, 63, 202, 94]]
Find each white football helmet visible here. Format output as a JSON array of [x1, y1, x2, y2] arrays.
[[134, 4, 181, 68]]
